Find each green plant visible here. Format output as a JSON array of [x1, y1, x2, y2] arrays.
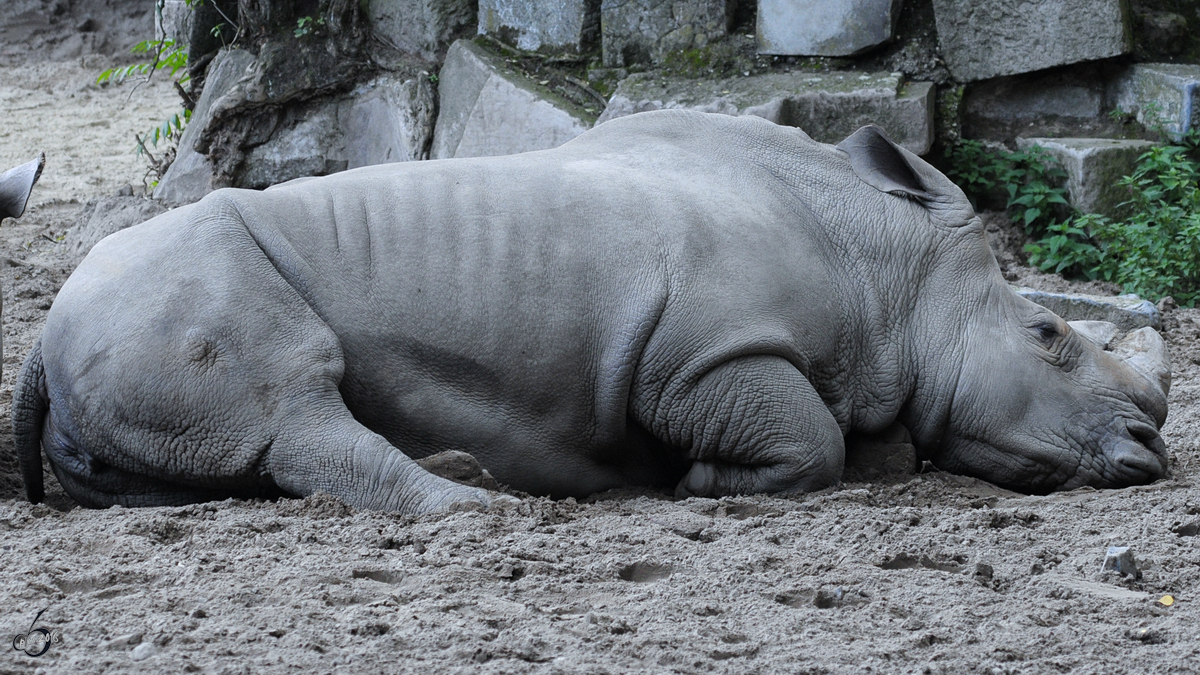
[[294, 15, 325, 38], [942, 140, 1071, 236], [1025, 129, 1200, 305], [97, 38, 189, 85]]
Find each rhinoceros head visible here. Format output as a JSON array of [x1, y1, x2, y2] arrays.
[[839, 127, 1169, 493]]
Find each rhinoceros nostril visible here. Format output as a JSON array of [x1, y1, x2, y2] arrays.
[[1109, 435, 1168, 483], [1127, 422, 1167, 459]]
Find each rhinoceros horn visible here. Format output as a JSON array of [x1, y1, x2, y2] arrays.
[[0, 153, 45, 222], [1069, 320, 1171, 397]]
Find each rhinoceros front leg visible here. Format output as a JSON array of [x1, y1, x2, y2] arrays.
[[641, 355, 844, 498]]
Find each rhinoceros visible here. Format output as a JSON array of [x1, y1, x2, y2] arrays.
[[0, 152, 46, 374], [14, 112, 1169, 514]]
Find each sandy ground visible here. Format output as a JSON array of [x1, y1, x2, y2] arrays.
[[0, 22, 1199, 675]]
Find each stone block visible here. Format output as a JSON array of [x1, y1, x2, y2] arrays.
[[757, 0, 902, 57], [478, 0, 598, 53], [1101, 546, 1140, 579], [369, 0, 476, 60], [157, 49, 435, 203], [1013, 286, 1160, 331], [432, 40, 593, 159], [932, 0, 1131, 82], [1113, 63, 1200, 138], [1016, 138, 1155, 218], [236, 74, 437, 190], [598, 70, 933, 155], [601, 0, 732, 67], [155, 48, 256, 206]]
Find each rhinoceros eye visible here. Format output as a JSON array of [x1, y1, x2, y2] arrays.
[[1032, 321, 1059, 342]]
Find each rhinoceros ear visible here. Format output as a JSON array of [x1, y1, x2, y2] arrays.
[[0, 153, 45, 222], [837, 126, 934, 201], [838, 126, 975, 226]]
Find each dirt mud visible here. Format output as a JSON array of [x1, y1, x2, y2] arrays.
[[0, 14, 1198, 675]]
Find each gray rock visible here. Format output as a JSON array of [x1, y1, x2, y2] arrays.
[[757, 0, 902, 57], [1101, 545, 1140, 579], [964, 72, 1104, 126], [431, 40, 594, 159], [158, 48, 435, 200], [1112, 63, 1200, 138], [601, 0, 732, 67], [130, 642, 158, 661], [154, 0, 193, 49], [100, 632, 143, 650], [1015, 138, 1156, 219], [155, 48, 256, 206], [66, 196, 168, 261], [1173, 521, 1199, 536], [368, 0, 476, 60], [1014, 287, 1161, 331], [237, 74, 436, 189], [598, 70, 933, 155], [479, 0, 598, 52], [932, 0, 1131, 82]]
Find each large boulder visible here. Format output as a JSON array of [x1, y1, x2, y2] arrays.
[[932, 0, 1131, 82], [155, 48, 256, 206], [1015, 138, 1156, 219], [1112, 63, 1200, 138], [961, 68, 1111, 141], [156, 48, 436, 204], [235, 75, 436, 190], [478, 0, 598, 53], [598, 70, 933, 155], [368, 0, 476, 60], [756, 0, 902, 57], [431, 40, 594, 159], [601, 0, 733, 67]]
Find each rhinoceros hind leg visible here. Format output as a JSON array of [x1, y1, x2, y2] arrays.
[[644, 355, 844, 499], [265, 405, 493, 514]]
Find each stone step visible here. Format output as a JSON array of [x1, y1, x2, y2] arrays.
[[1113, 63, 1200, 138], [1012, 286, 1161, 331], [756, 0, 902, 57], [932, 0, 1130, 82], [431, 40, 595, 159], [1015, 137, 1157, 219], [601, 0, 732, 68], [478, 0, 595, 53], [369, 0, 477, 60], [597, 70, 933, 155]]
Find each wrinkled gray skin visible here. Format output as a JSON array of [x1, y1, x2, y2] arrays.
[[14, 112, 1169, 514]]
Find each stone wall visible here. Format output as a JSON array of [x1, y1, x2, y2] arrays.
[[155, 0, 1200, 220]]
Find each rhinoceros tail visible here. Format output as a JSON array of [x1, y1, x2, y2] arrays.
[[13, 339, 48, 504]]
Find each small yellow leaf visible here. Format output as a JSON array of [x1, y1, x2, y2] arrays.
[[1158, 595, 1175, 607]]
